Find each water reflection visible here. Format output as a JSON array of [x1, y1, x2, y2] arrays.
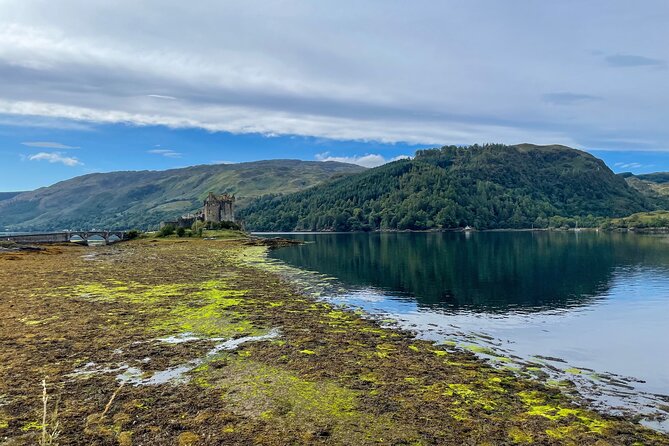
[[270, 232, 669, 313]]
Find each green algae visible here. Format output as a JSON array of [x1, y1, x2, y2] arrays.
[[518, 390, 612, 436], [299, 349, 316, 355], [193, 357, 413, 443], [483, 376, 508, 394], [447, 383, 477, 399], [359, 373, 379, 384], [375, 342, 396, 359], [465, 344, 498, 356], [152, 302, 258, 338], [65, 281, 191, 304], [20, 421, 43, 431], [508, 426, 533, 444], [54, 276, 267, 342], [547, 379, 573, 388], [213, 360, 359, 420], [420, 380, 502, 414]]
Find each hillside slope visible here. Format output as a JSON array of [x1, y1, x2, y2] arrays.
[[0, 192, 24, 202], [623, 172, 669, 204], [240, 144, 654, 231], [0, 160, 364, 231]]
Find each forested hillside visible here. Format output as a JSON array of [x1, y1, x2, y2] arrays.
[[240, 144, 655, 231], [0, 160, 364, 231]]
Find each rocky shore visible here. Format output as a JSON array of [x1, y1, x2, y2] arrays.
[[0, 238, 666, 445]]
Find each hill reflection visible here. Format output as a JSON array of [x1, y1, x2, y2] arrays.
[[269, 232, 669, 313]]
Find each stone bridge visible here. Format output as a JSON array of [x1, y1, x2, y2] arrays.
[[2, 231, 129, 244]]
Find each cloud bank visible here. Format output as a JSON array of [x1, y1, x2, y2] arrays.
[[0, 1, 667, 150]]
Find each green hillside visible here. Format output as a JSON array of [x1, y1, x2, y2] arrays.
[[603, 210, 669, 230], [623, 172, 669, 204], [0, 160, 364, 231], [240, 144, 655, 231]]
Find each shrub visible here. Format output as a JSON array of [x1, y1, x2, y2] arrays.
[[204, 220, 241, 231], [176, 227, 186, 237], [126, 229, 140, 240], [159, 224, 175, 237]]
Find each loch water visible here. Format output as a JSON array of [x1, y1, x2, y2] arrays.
[[265, 231, 669, 428]]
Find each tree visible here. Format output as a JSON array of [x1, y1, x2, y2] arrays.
[[159, 224, 175, 237]]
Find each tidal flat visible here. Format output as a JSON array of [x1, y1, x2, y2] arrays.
[[0, 238, 667, 445]]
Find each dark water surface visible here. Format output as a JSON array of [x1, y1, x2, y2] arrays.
[[265, 231, 669, 427]]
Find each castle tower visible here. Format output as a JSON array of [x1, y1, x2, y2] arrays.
[[221, 194, 236, 222], [203, 192, 235, 223], [204, 192, 222, 223]]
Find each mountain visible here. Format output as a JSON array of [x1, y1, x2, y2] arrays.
[[239, 144, 656, 231], [0, 160, 365, 231], [0, 192, 24, 202], [622, 172, 669, 205]]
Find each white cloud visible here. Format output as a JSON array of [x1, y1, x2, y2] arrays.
[[315, 152, 409, 168], [147, 148, 182, 158], [0, 99, 578, 146], [614, 162, 649, 169], [21, 141, 78, 149], [0, 2, 666, 148], [27, 151, 82, 166]]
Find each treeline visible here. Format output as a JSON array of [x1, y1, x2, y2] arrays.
[[239, 144, 654, 231]]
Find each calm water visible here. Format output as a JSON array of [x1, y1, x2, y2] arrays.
[[266, 231, 669, 427]]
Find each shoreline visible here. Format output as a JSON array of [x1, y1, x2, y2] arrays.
[[253, 227, 669, 235], [0, 238, 667, 444]]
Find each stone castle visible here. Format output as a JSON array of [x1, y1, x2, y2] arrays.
[[203, 192, 235, 223], [161, 192, 235, 229]]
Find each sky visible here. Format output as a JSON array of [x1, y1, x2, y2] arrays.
[[0, 0, 668, 191]]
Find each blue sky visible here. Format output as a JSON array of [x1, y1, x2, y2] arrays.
[[0, 1, 668, 191], [0, 122, 423, 190]]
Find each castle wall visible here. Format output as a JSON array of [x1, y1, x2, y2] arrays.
[[204, 202, 222, 222], [221, 201, 235, 222]]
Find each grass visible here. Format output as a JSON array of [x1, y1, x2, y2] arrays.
[[606, 210, 669, 229], [145, 229, 247, 240], [39, 379, 60, 446]]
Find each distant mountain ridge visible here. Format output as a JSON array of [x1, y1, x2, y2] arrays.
[[622, 172, 669, 204], [0, 160, 365, 231], [239, 144, 658, 231], [0, 192, 25, 202]]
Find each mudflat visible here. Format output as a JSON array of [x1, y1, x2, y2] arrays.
[[0, 238, 667, 445]]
